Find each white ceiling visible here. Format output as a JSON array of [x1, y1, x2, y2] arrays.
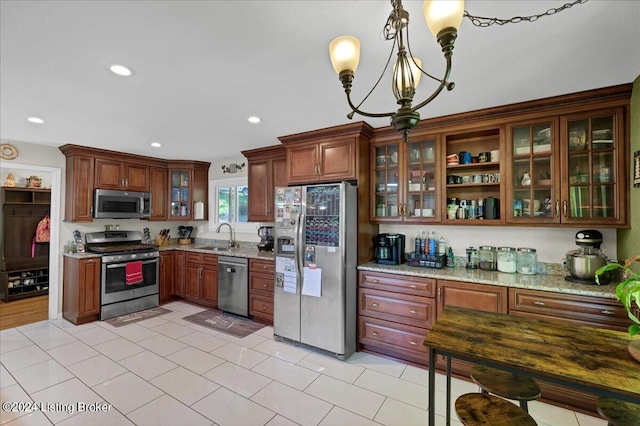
[[1, 1, 639, 164]]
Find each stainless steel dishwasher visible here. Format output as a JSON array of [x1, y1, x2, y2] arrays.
[[217, 256, 249, 317]]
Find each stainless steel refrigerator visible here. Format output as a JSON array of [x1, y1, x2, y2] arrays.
[[273, 182, 357, 359]]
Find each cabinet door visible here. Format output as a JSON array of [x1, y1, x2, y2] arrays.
[[159, 252, 174, 301], [173, 252, 185, 297], [185, 264, 201, 300], [506, 119, 560, 224], [65, 155, 94, 222], [169, 169, 192, 220], [79, 258, 100, 316], [372, 142, 401, 221], [94, 159, 123, 189], [247, 160, 270, 222], [318, 138, 355, 181], [201, 266, 218, 307], [404, 137, 439, 222], [560, 108, 626, 225], [124, 163, 149, 191], [288, 144, 318, 184], [149, 166, 168, 220]]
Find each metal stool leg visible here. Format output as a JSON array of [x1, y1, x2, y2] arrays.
[[520, 400, 528, 413]]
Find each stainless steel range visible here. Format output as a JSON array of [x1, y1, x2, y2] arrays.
[[85, 231, 159, 320]]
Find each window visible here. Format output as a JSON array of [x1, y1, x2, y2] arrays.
[[209, 177, 257, 231]]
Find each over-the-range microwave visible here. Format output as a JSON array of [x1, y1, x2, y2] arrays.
[[93, 189, 151, 219]]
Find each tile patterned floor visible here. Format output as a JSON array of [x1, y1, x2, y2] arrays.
[[0, 301, 607, 426]]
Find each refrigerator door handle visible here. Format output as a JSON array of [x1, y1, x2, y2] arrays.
[[296, 206, 304, 285]]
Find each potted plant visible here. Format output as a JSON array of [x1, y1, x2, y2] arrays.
[[596, 255, 640, 361]]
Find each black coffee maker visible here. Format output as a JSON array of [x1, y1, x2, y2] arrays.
[[257, 226, 274, 251], [375, 233, 405, 265]]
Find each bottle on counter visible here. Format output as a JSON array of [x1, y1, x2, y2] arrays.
[[415, 233, 422, 255], [420, 230, 427, 254], [428, 231, 437, 256], [447, 247, 455, 267], [438, 235, 446, 256]]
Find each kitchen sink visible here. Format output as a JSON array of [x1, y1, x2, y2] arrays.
[[199, 246, 228, 252]]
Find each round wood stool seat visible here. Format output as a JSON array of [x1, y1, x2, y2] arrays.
[[596, 397, 640, 426], [455, 393, 538, 426], [470, 365, 541, 412]]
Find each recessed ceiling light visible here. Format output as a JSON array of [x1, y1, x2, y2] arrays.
[[248, 116, 261, 124], [150, 142, 162, 148], [27, 117, 45, 124], [110, 64, 133, 76]]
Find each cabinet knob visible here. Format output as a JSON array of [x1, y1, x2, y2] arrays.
[[372, 302, 379, 307], [262, 305, 268, 310], [372, 331, 379, 336], [409, 284, 417, 288], [409, 309, 418, 314], [555, 200, 560, 218], [371, 279, 378, 283], [563, 200, 568, 217], [533, 301, 545, 306], [263, 283, 268, 287], [601, 309, 614, 315], [409, 340, 417, 346]]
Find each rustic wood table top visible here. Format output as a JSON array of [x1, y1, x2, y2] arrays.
[[423, 306, 640, 425]]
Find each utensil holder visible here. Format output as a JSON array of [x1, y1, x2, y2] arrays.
[[178, 238, 192, 245]]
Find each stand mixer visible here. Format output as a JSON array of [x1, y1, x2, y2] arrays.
[[563, 230, 610, 284], [257, 226, 274, 251]]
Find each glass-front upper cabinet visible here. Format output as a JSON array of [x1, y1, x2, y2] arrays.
[[561, 109, 624, 224], [169, 169, 191, 219], [507, 119, 559, 223], [373, 142, 400, 220], [405, 138, 437, 221], [371, 136, 439, 222]]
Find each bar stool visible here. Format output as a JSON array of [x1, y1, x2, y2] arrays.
[[455, 393, 538, 426], [596, 397, 640, 426], [470, 365, 541, 413]]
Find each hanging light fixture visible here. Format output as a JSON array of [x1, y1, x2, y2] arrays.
[[329, 0, 464, 141]]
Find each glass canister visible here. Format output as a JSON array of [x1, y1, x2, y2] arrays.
[[517, 248, 537, 275], [497, 247, 517, 273], [478, 246, 497, 271]]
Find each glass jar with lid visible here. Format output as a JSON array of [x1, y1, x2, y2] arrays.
[[497, 247, 517, 273], [478, 246, 497, 271], [517, 248, 537, 275], [465, 247, 478, 269]]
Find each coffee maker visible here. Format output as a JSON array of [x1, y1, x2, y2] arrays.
[[375, 233, 405, 265], [257, 226, 274, 251]]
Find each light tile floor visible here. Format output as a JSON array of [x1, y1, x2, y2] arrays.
[[0, 300, 608, 426]]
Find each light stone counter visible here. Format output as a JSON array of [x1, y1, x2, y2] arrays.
[[62, 252, 102, 260], [159, 244, 275, 261], [357, 261, 617, 299]]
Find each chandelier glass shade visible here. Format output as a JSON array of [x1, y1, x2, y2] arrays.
[[329, 0, 464, 141]]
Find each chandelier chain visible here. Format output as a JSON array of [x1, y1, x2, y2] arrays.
[[464, 0, 588, 27]]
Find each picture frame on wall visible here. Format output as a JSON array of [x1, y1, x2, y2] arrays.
[[634, 150, 640, 188]]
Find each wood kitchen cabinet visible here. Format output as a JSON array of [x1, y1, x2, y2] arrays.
[[94, 159, 149, 191], [167, 161, 209, 221], [358, 270, 436, 366], [242, 145, 287, 222], [59, 148, 94, 222], [62, 256, 100, 324], [371, 133, 441, 222], [159, 251, 174, 303], [279, 122, 373, 185], [506, 106, 628, 226], [149, 166, 168, 221], [249, 258, 275, 324], [185, 252, 217, 308], [173, 251, 185, 297]]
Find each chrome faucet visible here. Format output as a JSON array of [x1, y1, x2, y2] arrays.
[[215, 223, 236, 249]]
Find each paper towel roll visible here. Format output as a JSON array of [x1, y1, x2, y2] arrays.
[[194, 201, 204, 220]]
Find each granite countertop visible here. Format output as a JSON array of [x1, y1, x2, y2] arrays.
[[160, 243, 275, 260], [357, 262, 618, 299]]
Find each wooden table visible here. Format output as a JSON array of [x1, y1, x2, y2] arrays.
[[424, 306, 640, 425]]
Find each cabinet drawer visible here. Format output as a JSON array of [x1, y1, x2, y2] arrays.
[[250, 258, 274, 274], [509, 288, 629, 329], [250, 272, 274, 293], [359, 271, 435, 297], [359, 288, 435, 329], [186, 252, 218, 265], [359, 316, 428, 355], [250, 293, 274, 320]]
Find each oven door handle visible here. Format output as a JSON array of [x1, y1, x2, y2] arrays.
[[105, 259, 158, 269]]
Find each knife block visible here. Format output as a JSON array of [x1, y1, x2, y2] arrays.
[[155, 235, 170, 246]]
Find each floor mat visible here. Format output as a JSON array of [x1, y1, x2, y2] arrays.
[[181, 309, 265, 337], [104, 306, 172, 327]]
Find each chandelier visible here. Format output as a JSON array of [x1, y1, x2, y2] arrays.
[[329, 0, 464, 142]]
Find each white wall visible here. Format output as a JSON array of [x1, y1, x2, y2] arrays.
[[380, 224, 617, 263]]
